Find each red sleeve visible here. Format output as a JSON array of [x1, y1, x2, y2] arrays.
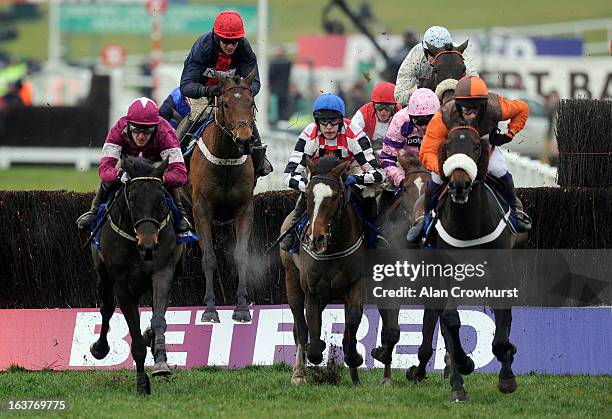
[[98, 119, 126, 184]]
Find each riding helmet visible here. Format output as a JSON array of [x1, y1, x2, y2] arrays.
[[213, 11, 245, 39]]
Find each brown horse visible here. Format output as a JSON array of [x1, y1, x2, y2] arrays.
[[434, 125, 517, 402], [190, 70, 257, 323], [372, 152, 432, 385], [280, 156, 365, 385]]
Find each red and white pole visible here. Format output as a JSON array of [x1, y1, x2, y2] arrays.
[[151, 10, 162, 104]]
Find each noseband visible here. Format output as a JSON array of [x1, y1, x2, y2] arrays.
[[214, 85, 257, 142]]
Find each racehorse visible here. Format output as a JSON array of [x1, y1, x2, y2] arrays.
[[372, 152, 434, 385], [419, 40, 469, 91], [89, 156, 183, 395], [190, 70, 258, 323], [434, 125, 517, 401], [280, 156, 366, 385]]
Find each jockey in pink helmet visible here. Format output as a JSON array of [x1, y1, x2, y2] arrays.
[[380, 88, 440, 188], [351, 82, 401, 153], [76, 98, 192, 234]]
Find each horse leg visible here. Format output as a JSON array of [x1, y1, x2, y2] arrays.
[[371, 308, 399, 386], [440, 308, 472, 402], [406, 308, 437, 383], [90, 263, 114, 360], [194, 200, 219, 323], [285, 259, 308, 384], [304, 293, 326, 366], [232, 201, 254, 322], [493, 308, 517, 394], [343, 284, 364, 386], [116, 289, 150, 395], [149, 268, 173, 376]]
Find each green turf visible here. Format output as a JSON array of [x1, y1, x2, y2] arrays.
[[0, 166, 98, 192], [0, 365, 610, 418], [2, 0, 612, 61]]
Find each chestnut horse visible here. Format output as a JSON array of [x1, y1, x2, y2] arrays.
[[190, 70, 257, 323]]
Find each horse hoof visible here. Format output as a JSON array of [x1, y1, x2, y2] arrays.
[[142, 327, 154, 347], [291, 375, 306, 385], [450, 389, 467, 403], [443, 365, 450, 378], [232, 310, 251, 323], [306, 350, 323, 365], [136, 372, 151, 396], [90, 341, 110, 360], [498, 376, 517, 394], [345, 353, 364, 369], [201, 310, 220, 323], [152, 361, 172, 377], [457, 356, 475, 376], [406, 365, 426, 383], [382, 377, 392, 387], [371, 346, 391, 365]]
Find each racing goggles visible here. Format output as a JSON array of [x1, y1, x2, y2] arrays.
[[219, 37, 240, 45], [410, 114, 434, 126], [317, 118, 342, 127], [373, 103, 396, 112], [129, 123, 156, 134]]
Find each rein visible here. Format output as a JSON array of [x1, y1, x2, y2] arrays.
[[214, 85, 256, 142], [108, 176, 171, 242]]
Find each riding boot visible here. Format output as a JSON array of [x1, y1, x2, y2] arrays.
[[252, 124, 273, 177], [406, 180, 439, 243], [499, 173, 531, 232], [280, 193, 306, 251], [169, 188, 193, 233], [76, 183, 107, 230]]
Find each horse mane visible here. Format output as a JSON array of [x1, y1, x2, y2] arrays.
[[443, 42, 454, 51], [314, 155, 341, 176]]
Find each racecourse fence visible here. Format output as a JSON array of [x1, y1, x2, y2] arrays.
[[0, 187, 610, 309]]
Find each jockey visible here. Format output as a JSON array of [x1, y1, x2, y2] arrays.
[[159, 86, 191, 130], [76, 97, 192, 234], [350, 81, 400, 154], [280, 93, 386, 251], [380, 88, 440, 189], [179, 10, 272, 178], [407, 76, 531, 242], [394, 26, 478, 106]]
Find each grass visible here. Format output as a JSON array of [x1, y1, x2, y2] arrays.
[[0, 365, 610, 418], [2, 0, 612, 61], [0, 166, 98, 192]]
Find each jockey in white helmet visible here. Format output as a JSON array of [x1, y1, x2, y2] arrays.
[[394, 25, 478, 106]]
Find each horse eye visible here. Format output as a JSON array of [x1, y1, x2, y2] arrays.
[[223, 103, 229, 109]]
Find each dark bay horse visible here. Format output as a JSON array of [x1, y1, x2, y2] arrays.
[[419, 40, 468, 91], [190, 70, 257, 323], [373, 152, 432, 385], [280, 156, 365, 385], [89, 156, 183, 395], [434, 125, 517, 402]]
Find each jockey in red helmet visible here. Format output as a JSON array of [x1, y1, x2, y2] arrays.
[[180, 10, 271, 177], [76, 98, 193, 235], [350, 82, 401, 154]]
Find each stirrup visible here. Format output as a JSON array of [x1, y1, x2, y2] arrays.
[[76, 210, 97, 230], [406, 216, 424, 243]]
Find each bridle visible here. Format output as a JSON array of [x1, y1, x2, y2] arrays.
[[422, 50, 466, 85], [214, 85, 257, 143]]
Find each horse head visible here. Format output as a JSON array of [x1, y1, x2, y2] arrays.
[[121, 155, 169, 260], [421, 40, 468, 90], [214, 68, 257, 155], [439, 125, 489, 204], [304, 156, 351, 254], [397, 152, 430, 217]]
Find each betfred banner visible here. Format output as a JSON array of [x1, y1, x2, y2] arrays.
[[0, 306, 610, 374]]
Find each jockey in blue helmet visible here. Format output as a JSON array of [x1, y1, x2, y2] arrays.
[[280, 93, 386, 251]]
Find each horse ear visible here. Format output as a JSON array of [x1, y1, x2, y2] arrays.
[[244, 68, 257, 85], [425, 41, 440, 57], [305, 155, 316, 175], [330, 160, 351, 179], [121, 156, 132, 175], [153, 157, 169, 179], [437, 142, 448, 183], [214, 70, 228, 85], [456, 39, 469, 54], [397, 151, 418, 173]]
